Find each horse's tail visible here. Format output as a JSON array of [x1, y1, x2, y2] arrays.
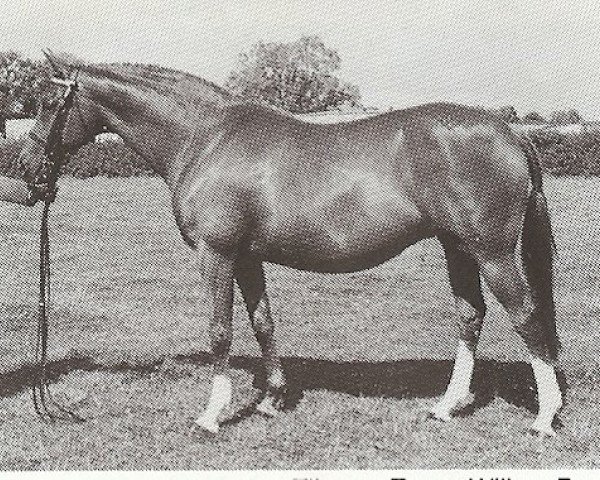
[[520, 136, 561, 360]]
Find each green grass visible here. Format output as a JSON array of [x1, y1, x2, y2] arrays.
[[0, 176, 599, 469]]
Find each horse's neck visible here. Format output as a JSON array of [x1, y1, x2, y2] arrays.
[[91, 78, 227, 181]]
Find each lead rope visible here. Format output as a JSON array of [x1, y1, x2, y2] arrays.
[[29, 76, 84, 423], [32, 200, 51, 419], [31, 199, 84, 423]]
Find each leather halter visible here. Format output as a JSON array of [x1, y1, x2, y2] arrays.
[[27, 77, 79, 203]]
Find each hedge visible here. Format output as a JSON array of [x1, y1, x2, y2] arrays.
[[0, 139, 152, 179], [529, 129, 600, 176]]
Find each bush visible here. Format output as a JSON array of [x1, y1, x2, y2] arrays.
[[227, 36, 362, 113], [522, 111, 546, 124], [0, 139, 153, 179], [63, 141, 152, 178]]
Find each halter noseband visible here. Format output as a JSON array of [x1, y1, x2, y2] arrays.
[[27, 76, 79, 203]]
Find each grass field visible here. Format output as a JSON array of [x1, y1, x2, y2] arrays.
[[0, 176, 599, 470]]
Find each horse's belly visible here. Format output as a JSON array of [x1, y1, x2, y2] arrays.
[[250, 215, 430, 273]]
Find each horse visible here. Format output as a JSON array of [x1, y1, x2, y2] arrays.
[[17, 51, 563, 437]]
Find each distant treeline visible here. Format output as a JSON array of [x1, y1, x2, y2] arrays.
[[491, 105, 584, 125], [1, 128, 600, 178]]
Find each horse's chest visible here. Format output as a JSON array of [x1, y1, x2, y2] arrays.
[[173, 170, 256, 251]]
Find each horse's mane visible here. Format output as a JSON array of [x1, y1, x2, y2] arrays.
[[79, 61, 233, 107]]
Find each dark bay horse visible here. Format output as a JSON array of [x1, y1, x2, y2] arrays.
[[18, 51, 563, 437]]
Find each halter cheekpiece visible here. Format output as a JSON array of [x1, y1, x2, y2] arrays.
[[27, 76, 79, 203]]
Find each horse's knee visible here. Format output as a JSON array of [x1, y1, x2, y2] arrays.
[[252, 308, 274, 337]]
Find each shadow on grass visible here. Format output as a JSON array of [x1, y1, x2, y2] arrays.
[[230, 355, 568, 427], [0, 351, 567, 423]]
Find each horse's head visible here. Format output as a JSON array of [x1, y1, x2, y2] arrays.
[[18, 51, 102, 190]]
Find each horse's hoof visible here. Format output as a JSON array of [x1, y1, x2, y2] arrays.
[[428, 393, 474, 421], [256, 395, 280, 417], [455, 392, 475, 410], [193, 417, 220, 435], [528, 423, 557, 438], [428, 408, 452, 422]]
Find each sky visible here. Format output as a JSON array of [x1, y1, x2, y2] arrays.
[[2, 0, 600, 118]]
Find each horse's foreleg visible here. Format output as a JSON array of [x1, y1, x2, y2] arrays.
[[430, 242, 486, 421], [194, 243, 235, 434], [479, 253, 562, 437], [236, 257, 287, 416]]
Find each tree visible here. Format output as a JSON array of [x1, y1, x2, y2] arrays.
[[522, 111, 546, 124], [226, 36, 362, 113], [0, 51, 51, 118], [549, 109, 582, 125]]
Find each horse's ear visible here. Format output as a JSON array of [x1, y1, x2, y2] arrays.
[[43, 50, 85, 78], [43, 50, 65, 77]]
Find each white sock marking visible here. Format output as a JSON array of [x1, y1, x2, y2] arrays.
[[530, 356, 562, 434], [195, 374, 232, 432], [445, 340, 475, 402], [432, 340, 475, 418]]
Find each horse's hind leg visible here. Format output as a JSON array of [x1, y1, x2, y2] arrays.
[[194, 243, 235, 434], [236, 257, 287, 416], [478, 252, 562, 436], [430, 241, 486, 421]]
